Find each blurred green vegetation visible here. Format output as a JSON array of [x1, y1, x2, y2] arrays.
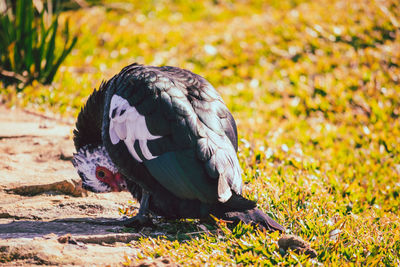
[[1, 0, 399, 265], [0, 0, 77, 88]]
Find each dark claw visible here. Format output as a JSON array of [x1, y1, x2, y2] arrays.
[[222, 208, 285, 232], [121, 214, 154, 229]]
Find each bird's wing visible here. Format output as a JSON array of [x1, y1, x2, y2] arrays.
[[106, 64, 242, 203]]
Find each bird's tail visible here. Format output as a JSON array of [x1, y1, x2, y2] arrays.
[[214, 193, 285, 232]]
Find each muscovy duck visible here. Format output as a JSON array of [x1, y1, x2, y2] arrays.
[[72, 63, 284, 232]]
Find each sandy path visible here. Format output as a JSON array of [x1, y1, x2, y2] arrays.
[[0, 106, 152, 266]]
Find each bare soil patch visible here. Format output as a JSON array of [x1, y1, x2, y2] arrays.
[[0, 106, 170, 266]]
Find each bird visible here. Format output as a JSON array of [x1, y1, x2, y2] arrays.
[[72, 63, 285, 232]]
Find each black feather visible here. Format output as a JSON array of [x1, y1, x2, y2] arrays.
[[73, 81, 108, 150]]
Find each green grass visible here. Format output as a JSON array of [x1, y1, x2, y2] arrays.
[[1, 0, 399, 265], [0, 0, 77, 88]]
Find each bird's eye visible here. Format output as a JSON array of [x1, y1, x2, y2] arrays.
[[95, 166, 111, 180], [97, 170, 105, 178]]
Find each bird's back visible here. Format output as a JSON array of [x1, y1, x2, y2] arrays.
[[101, 63, 242, 204]]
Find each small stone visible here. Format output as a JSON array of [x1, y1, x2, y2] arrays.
[[58, 233, 72, 244], [278, 235, 317, 258]]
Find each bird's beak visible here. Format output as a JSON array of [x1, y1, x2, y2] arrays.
[[112, 172, 128, 192]]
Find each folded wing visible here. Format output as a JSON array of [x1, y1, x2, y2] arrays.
[[107, 64, 242, 203]]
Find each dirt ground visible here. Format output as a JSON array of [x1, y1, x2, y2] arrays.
[[0, 106, 173, 266]]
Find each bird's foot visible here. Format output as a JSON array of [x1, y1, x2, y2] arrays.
[[222, 208, 285, 232], [120, 214, 154, 229]]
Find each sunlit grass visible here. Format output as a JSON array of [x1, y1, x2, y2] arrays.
[[1, 0, 399, 265]]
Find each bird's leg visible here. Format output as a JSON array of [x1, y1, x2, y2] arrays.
[[137, 189, 150, 217], [122, 189, 153, 228]]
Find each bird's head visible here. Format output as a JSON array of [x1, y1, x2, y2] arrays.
[[72, 145, 127, 193]]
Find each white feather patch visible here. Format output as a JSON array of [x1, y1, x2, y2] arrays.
[[109, 95, 162, 162], [139, 139, 154, 159], [218, 175, 232, 202]]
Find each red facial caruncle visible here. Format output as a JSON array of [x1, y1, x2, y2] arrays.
[[95, 166, 127, 192]]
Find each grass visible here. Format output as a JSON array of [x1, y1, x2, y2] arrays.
[[1, 0, 399, 265], [0, 0, 77, 88]]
